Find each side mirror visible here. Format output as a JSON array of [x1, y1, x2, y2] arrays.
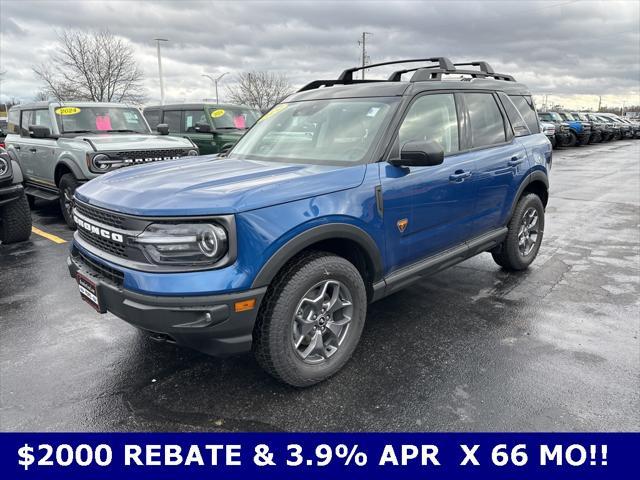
[[195, 122, 212, 133], [156, 123, 169, 135], [390, 140, 444, 167], [29, 125, 52, 139]]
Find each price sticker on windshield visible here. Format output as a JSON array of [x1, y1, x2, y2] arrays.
[[259, 104, 288, 122], [55, 107, 81, 116], [211, 109, 226, 118]]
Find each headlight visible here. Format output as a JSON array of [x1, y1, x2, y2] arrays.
[[0, 156, 10, 178], [187, 149, 199, 156], [91, 153, 112, 172], [135, 223, 228, 265]]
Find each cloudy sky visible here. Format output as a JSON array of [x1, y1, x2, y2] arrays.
[[1, 0, 639, 110]]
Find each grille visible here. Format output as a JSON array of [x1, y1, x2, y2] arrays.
[[111, 149, 188, 163], [75, 249, 124, 286], [78, 228, 127, 258], [74, 202, 125, 229]]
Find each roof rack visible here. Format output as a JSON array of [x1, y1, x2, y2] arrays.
[[298, 57, 454, 92], [298, 58, 515, 92]]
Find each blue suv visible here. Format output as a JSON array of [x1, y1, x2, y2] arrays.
[[67, 58, 551, 386]]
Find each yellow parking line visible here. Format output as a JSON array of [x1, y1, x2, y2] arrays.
[[31, 226, 67, 244]]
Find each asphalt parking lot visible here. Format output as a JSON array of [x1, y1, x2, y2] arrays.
[[1, 140, 638, 432]]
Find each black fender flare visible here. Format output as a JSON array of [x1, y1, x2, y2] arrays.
[[509, 170, 549, 218], [5, 150, 24, 184], [54, 158, 83, 185], [251, 223, 384, 288]]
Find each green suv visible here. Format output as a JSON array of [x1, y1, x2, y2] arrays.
[[143, 103, 261, 155]]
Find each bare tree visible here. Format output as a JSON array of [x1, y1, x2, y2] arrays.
[[33, 90, 50, 102], [33, 30, 146, 103], [226, 71, 293, 112]]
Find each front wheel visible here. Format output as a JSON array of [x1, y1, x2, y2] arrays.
[[58, 173, 79, 229], [491, 194, 545, 271], [252, 251, 367, 387], [0, 191, 32, 243]]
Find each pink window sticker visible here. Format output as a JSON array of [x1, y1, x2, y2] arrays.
[[95, 115, 112, 131], [233, 115, 246, 129]]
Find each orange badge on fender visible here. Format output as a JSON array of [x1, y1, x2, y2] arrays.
[[397, 218, 408, 233]]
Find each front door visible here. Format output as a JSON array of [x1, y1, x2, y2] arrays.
[[183, 109, 217, 154], [380, 92, 478, 274]]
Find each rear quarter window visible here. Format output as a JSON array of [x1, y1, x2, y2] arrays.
[[509, 95, 540, 134]]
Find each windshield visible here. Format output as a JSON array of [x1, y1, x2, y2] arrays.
[[540, 112, 563, 122], [573, 113, 588, 121], [559, 112, 575, 121], [207, 107, 261, 130], [55, 106, 150, 134], [229, 98, 399, 165]]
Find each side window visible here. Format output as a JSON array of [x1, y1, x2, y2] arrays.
[[163, 110, 182, 133], [498, 92, 529, 137], [7, 109, 20, 134], [20, 111, 33, 136], [398, 93, 459, 154], [464, 93, 506, 147], [184, 110, 208, 132], [144, 110, 161, 131], [509, 95, 540, 134], [33, 109, 52, 130]]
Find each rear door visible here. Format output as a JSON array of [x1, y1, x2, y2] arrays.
[[380, 92, 479, 272], [462, 92, 528, 238]]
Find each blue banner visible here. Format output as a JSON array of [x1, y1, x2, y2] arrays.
[[1, 432, 636, 479]]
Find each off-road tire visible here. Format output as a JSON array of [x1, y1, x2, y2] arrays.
[[58, 173, 78, 229], [491, 194, 545, 271], [567, 131, 578, 147], [252, 251, 367, 387], [0, 192, 32, 244]]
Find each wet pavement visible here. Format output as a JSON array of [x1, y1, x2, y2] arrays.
[[1, 140, 639, 432]]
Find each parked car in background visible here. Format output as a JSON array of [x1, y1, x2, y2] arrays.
[[540, 121, 557, 147], [0, 146, 31, 243], [596, 114, 622, 140], [598, 113, 633, 139], [538, 112, 571, 147], [0, 117, 7, 149], [572, 112, 604, 143], [584, 113, 614, 141], [68, 58, 551, 386], [143, 103, 261, 155], [3, 102, 199, 228], [618, 117, 640, 138], [556, 111, 591, 146]]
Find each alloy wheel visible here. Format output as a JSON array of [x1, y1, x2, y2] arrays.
[[518, 207, 539, 256]]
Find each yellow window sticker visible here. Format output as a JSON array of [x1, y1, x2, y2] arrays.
[[259, 104, 288, 122], [55, 107, 81, 116], [210, 109, 226, 118]]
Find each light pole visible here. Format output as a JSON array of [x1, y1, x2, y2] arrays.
[[154, 38, 168, 105], [202, 72, 229, 105]]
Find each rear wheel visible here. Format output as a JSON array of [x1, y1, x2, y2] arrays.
[[0, 191, 32, 244], [492, 194, 545, 271], [567, 131, 578, 147], [252, 251, 367, 387], [58, 173, 78, 229]]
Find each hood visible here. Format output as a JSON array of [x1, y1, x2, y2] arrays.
[[66, 133, 193, 151], [75, 155, 366, 216]]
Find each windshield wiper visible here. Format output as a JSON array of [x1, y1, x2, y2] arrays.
[[63, 129, 94, 134], [106, 129, 140, 133], [216, 126, 240, 130]]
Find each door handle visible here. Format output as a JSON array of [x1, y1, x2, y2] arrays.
[[449, 170, 472, 182], [14, 145, 20, 150], [29, 148, 37, 153], [508, 156, 524, 166]]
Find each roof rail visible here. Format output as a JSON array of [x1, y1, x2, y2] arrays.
[[297, 58, 514, 92], [298, 57, 454, 92]]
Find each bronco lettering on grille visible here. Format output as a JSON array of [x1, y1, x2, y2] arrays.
[[74, 215, 124, 243]]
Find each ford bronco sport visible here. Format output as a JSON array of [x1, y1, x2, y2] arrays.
[[4, 102, 199, 228], [67, 58, 551, 387]]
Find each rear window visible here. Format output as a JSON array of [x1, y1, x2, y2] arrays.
[[464, 93, 507, 148], [509, 95, 540, 134], [498, 92, 529, 137]]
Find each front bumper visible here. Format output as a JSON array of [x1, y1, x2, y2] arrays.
[[67, 246, 266, 356], [0, 183, 24, 207]]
